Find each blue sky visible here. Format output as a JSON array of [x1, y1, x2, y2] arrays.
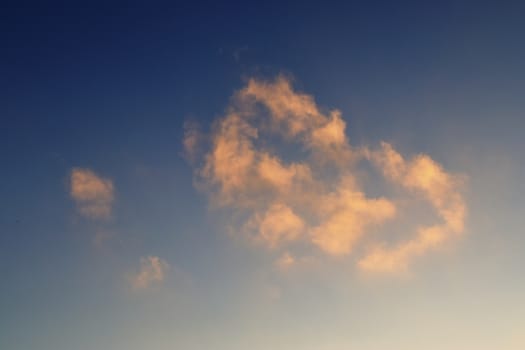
[[1, 2, 525, 349]]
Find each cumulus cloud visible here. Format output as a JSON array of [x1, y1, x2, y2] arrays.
[[130, 256, 170, 290], [186, 75, 467, 273], [70, 168, 114, 220]]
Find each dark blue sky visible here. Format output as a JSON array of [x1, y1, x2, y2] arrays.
[[3, 1, 524, 159]]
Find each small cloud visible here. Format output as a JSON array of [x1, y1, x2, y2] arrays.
[[275, 252, 295, 270], [70, 168, 114, 220], [130, 256, 170, 290], [92, 229, 117, 250]]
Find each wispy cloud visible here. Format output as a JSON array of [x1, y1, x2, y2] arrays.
[[183, 120, 203, 164], [92, 229, 117, 250], [70, 168, 114, 220], [185, 75, 467, 273], [275, 251, 296, 270], [130, 256, 170, 290]]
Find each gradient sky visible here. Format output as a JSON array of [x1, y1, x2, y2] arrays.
[[2, 2, 525, 350]]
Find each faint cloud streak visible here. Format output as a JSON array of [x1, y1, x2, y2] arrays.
[[130, 256, 170, 290]]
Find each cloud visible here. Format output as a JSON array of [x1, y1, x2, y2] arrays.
[[275, 251, 296, 270], [358, 142, 466, 272], [130, 256, 170, 290], [245, 203, 305, 248], [186, 75, 467, 273], [310, 177, 396, 256], [70, 168, 114, 220], [183, 120, 203, 163]]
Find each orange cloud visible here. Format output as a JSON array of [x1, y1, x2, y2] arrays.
[[359, 142, 467, 272], [130, 256, 170, 290], [239, 76, 325, 137], [186, 75, 467, 273], [70, 168, 114, 220], [246, 203, 305, 248], [310, 177, 396, 255], [200, 113, 258, 207], [358, 225, 449, 273]]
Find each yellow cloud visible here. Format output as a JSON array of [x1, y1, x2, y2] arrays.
[[70, 168, 114, 220], [186, 75, 467, 274], [130, 256, 170, 290]]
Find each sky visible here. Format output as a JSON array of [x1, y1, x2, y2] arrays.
[[1, 1, 525, 349]]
